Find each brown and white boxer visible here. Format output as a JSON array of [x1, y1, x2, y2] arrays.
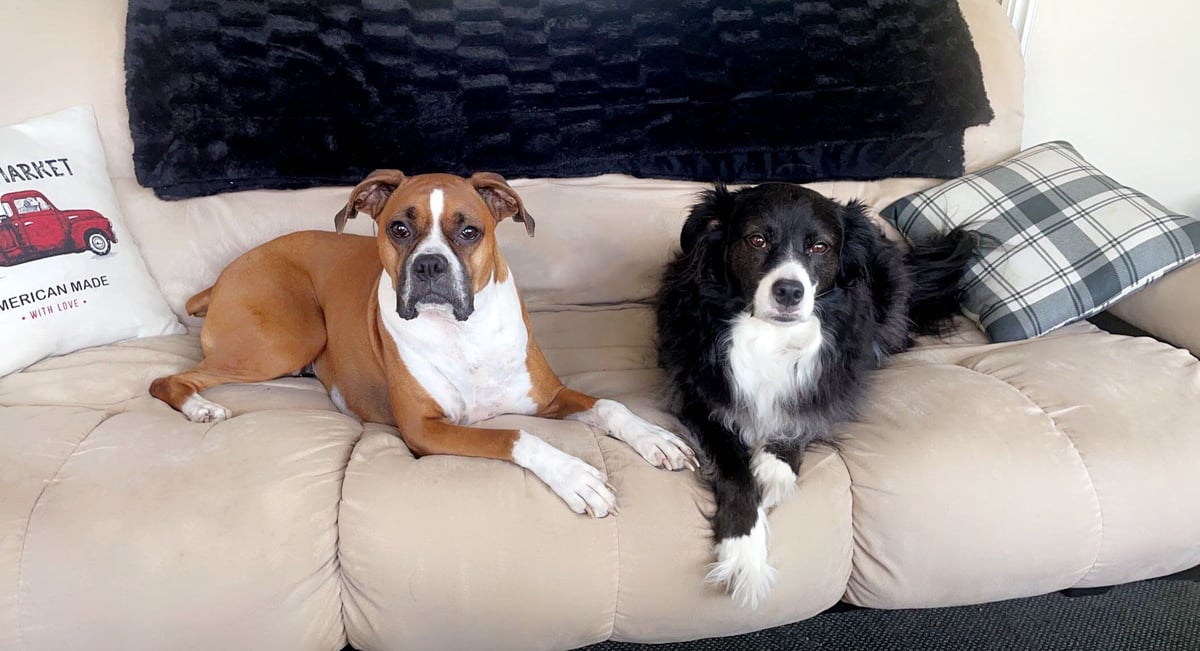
[[150, 170, 696, 517]]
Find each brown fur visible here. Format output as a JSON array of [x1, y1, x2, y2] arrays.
[[150, 172, 594, 464]]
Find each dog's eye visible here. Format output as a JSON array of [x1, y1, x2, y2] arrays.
[[459, 226, 481, 241], [746, 233, 768, 249], [388, 222, 411, 240], [810, 241, 830, 254]]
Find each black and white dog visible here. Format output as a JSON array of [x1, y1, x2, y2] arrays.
[[655, 183, 977, 608]]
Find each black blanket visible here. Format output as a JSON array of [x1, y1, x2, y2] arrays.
[[125, 0, 993, 200]]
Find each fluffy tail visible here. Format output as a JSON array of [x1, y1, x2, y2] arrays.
[[905, 228, 981, 337]]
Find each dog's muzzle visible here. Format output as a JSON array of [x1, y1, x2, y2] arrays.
[[397, 253, 474, 321], [754, 261, 816, 325]]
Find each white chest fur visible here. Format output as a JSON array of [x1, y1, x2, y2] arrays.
[[722, 312, 824, 447], [377, 270, 538, 425]]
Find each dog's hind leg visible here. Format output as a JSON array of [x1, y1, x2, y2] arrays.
[[684, 408, 776, 609], [151, 364, 248, 423], [151, 275, 327, 423]]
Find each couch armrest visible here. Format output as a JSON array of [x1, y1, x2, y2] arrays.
[[1107, 260, 1200, 356]]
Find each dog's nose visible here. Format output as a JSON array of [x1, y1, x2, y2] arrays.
[[412, 253, 449, 282], [771, 279, 805, 307]]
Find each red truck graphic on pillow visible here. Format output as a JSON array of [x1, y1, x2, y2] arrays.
[[0, 190, 117, 266]]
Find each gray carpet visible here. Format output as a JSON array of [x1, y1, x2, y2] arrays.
[[580, 577, 1200, 651]]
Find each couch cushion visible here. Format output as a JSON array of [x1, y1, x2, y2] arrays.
[[843, 323, 1200, 608], [540, 306, 854, 645], [338, 423, 624, 651], [0, 406, 105, 651], [5, 306, 1199, 649], [0, 335, 355, 651], [337, 306, 853, 650]]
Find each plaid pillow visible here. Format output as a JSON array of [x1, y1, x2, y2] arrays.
[[880, 141, 1200, 342]]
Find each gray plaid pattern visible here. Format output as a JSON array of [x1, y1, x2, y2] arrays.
[[881, 141, 1200, 341]]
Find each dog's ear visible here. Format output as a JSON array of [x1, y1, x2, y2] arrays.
[[836, 200, 880, 287], [334, 169, 407, 233], [471, 171, 535, 237], [680, 182, 735, 254]]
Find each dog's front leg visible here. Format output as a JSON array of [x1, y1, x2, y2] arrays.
[[541, 387, 697, 471], [400, 416, 618, 518], [683, 406, 776, 610], [752, 442, 804, 511]]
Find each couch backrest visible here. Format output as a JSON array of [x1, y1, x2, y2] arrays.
[[0, 0, 1022, 321]]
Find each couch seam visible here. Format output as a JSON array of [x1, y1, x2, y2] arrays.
[[830, 447, 857, 606], [13, 410, 111, 651], [590, 432, 620, 643], [334, 422, 369, 651], [954, 363, 1106, 584]]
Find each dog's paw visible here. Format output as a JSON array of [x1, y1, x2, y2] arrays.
[[181, 394, 232, 423], [705, 509, 776, 609], [549, 455, 618, 518], [619, 418, 698, 471], [511, 431, 618, 518], [751, 449, 799, 510], [573, 399, 698, 471]]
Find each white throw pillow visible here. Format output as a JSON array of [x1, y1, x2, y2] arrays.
[[0, 105, 183, 376]]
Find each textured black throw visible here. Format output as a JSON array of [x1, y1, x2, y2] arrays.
[[125, 0, 993, 200]]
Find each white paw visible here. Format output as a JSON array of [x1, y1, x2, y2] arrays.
[[621, 419, 698, 471], [180, 394, 232, 423], [751, 449, 799, 510], [705, 508, 776, 609], [511, 431, 617, 518], [571, 399, 698, 471], [547, 455, 618, 518]]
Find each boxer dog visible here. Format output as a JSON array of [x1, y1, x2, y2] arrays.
[[150, 170, 696, 517]]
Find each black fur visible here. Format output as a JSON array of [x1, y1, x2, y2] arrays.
[[655, 183, 976, 551], [124, 1, 993, 199]]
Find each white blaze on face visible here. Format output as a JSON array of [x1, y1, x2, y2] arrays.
[[403, 186, 467, 309], [414, 188, 453, 258], [752, 259, 816, 323], [429, 187, 444, 221]]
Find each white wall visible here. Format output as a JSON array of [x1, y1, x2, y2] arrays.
[[1021, 0, 1200, 216]]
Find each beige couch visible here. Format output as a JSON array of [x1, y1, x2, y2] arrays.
[[3, 1, 1200, 650]]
